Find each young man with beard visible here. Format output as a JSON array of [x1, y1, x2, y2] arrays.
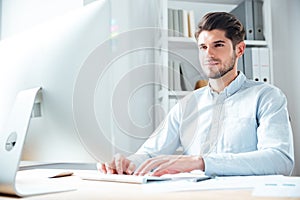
[[99, 12, 294, 176]]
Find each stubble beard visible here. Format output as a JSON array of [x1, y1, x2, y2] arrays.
[[204, 53, 236, 79]]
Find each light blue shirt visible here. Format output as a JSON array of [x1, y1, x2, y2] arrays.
[[129, 72, 294, 176]]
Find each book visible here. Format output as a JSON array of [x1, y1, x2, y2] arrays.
[[181, 9, 189, 37], [188, 10, 196, 38], [173, 9, 180, 37], [173, 60, 182, 91], [168, 8, 174, 36], [168, 8, 194, 38]]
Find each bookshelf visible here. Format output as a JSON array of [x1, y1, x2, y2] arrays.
[[154, 0, 273, 127]]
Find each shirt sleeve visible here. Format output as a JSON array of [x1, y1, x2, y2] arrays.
[[127, 103, 182, 168], [204, 86, 294, 176]]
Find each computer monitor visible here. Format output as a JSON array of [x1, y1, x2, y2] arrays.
[[0, 0, 111, 162]]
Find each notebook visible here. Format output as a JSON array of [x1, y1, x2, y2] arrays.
[[0, 87, 76, 197]]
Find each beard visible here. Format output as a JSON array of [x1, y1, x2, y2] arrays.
[[202, 53, 236, 79]]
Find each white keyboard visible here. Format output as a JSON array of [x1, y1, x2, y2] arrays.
[[80, 172, 171, 184]]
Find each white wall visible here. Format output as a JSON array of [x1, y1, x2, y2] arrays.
[[1, 0, 82, 39], [0, 0, 2, 39], [103, 0, 161, 156], [271, 0, 300, 176], [0, 0, 160, 161]]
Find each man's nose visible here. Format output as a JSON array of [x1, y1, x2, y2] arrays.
[[206, 46, 215, 58]]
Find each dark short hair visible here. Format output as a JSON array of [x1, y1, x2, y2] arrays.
[[195, 12, 245, 47]]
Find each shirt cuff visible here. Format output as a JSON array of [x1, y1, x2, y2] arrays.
[[203, 155, 225, 176]]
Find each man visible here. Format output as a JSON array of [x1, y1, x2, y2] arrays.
[[99, 12, 294, 176]]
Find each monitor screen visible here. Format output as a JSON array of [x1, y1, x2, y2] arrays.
[[0, 0, 111, 162]]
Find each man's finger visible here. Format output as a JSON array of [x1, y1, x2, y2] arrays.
[[105, 161, 116, 174], [134, 158, 168, 176], [125, 162, 136, 175], [97, 163, 107, 174], [115, 155, 124, 174]]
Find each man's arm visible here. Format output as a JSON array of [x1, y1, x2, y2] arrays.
[[204, 86, 294, 176], [99, 103, 182, 175]]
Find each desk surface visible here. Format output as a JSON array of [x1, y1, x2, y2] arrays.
[[1, 163, 299, 200], [1, 175, 299, 200]]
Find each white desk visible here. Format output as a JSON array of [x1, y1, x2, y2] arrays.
[[0, 175, 296, 200], [1, 163, 299, 200]]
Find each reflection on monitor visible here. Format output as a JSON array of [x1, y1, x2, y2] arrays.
[[0, 0, 110, 162]]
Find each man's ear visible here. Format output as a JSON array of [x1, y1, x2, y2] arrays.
[[236, 41, 246, 58]]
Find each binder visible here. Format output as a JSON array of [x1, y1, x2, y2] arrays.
[[230, 0, 254, 40], [259, 47, 270, 83], [243, 47, 259, 81], [237, 54, 245, 74], [243, 48, 253, 80], [253, 0, 265, 40], [243, 47, 270, 83], [230, 0, 265, 40], [251, 47, 260, 82]]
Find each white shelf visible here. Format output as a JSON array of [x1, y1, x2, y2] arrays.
[[168, 0, 243, 4], [158, 89, 191, 99], [168, 37, 197, 49], [245, 40, 267, 46], [168, 90, 191, 98], [168, 37, 268, 50]]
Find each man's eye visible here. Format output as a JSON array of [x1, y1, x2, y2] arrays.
[[199, 46, 207, 50], [215, 43, 224, 47]]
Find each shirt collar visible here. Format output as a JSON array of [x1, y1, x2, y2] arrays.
[[208, 71, 246, 98]]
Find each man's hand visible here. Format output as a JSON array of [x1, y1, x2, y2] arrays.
[[134, 155, 204, 176], [98, 153, 136, 175]]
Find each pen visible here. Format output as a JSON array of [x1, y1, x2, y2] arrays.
[[49, 171, 74, 178], [282, 183, 296, 187], [265, 183, 296, 187], [191, 176, 211, 182]]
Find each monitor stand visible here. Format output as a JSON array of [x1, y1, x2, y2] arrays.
[[0, 87, 76, 197]]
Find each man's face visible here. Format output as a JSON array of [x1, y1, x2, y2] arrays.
[[197, 29, 236, 79]]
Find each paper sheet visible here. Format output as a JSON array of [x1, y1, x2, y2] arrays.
[[252, 176, 300, 197], [142, 175, 291, 193]]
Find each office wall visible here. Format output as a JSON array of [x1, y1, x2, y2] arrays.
[[271, 0, 300, 176]]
